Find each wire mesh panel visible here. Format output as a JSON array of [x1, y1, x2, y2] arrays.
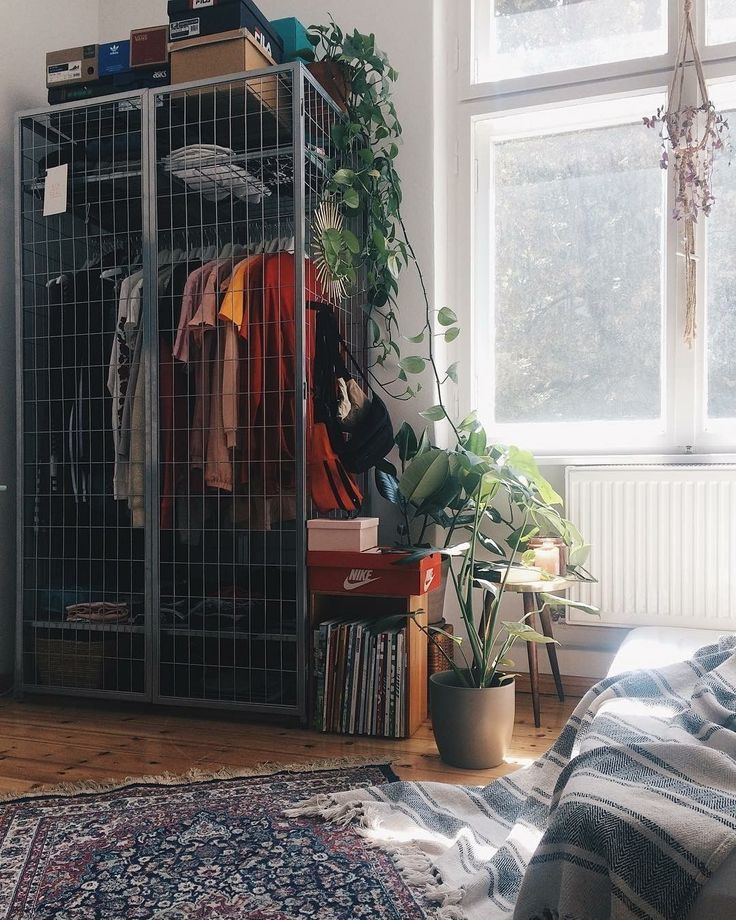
[[18, 95, 149, 697], [151, 66, 361, 714]]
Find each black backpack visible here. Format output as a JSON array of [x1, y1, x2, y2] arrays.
[[312, 305, 395, 474]]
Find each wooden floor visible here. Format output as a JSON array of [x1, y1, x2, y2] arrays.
[[0, 690, 577, 797]]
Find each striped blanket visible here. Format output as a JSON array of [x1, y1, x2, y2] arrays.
[[288, 636, 736, 920]]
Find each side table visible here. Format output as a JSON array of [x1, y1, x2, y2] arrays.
[[504, 577, 573, 728]]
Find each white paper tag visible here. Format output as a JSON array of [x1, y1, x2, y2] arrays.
[[170, 18, 200, 39], [43, 164, 69, 217], [192, 0, 215, 8], [47, 61, 82, 84]]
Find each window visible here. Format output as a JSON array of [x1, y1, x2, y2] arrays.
[[706, 0, 736, 46], [473, 0, 669, 84], [705, 92, 736, 430], [464, 2, 736, 454]]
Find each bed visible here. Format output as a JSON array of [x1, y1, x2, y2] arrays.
[[293, 626, 736, 920], [611, 627, 736, 920]]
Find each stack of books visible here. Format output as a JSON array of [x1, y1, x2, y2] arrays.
[[314, 618, 407, 738]]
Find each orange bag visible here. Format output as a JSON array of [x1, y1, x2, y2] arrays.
[[309, 422, 363, 513]]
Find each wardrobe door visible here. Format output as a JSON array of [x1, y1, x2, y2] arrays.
[[151, 71, 306, 714], [18, 96, 150, 698]]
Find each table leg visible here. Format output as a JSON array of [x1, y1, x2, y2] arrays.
[[537, 594, 565, 702], [523, 593, 541, 728]]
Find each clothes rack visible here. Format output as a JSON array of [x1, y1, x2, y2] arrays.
[[16, 64, 365, 717]]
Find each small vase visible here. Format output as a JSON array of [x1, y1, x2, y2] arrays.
[[429, 671, 515, 769]]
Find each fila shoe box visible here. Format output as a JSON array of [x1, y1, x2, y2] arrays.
[[168, 0, 283, 62], [307, 548, 442, 598], [46, 45, 98, 87]]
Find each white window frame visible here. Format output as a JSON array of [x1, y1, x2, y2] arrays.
[[449, 0, 736, 458]]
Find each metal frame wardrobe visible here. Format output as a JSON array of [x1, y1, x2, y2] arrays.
[[16, 63, 362, 719]]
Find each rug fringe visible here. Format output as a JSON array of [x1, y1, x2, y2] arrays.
[[0, 756, 393, 804], [286, 794, 468, 919]]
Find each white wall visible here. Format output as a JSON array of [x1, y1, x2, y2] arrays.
[[0, 0, 100, 679]]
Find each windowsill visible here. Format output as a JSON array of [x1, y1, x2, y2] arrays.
[[535, 453, 736, 467]]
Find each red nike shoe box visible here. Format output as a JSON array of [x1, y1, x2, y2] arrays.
[[307, 548, 442, 597]]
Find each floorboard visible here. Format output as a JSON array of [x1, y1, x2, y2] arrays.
[[0, 690, 578, 794]]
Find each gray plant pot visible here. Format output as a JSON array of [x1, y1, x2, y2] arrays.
[[429, 670, 515, 769]]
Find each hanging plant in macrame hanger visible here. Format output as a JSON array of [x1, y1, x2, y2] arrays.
[[644, 0, 729, 346]]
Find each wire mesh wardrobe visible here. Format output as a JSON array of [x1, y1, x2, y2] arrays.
[[16, 64, 364, 718]]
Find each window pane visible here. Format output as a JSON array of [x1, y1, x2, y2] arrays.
[[706, 110, 736, 420], [492, 121, 664, 424], [482, 0, 667, 82], [707, 0, 736, 45]]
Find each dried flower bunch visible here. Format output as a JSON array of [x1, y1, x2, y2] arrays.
[[643, 0, 730, 345], [644, 102, 729, 223]]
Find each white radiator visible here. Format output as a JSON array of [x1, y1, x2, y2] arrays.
[[565, 465, 736, 629]]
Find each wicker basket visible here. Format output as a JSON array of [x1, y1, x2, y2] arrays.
[[428, 620, 454, 678], [34, 637, 105, 690]]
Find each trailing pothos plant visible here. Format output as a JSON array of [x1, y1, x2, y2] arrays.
[[375, 416, 598, 689], [307, 18, 598, 688], [306, 20, 457, 400]]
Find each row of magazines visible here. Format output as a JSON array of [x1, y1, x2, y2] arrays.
[[313, 617, 408, 739]]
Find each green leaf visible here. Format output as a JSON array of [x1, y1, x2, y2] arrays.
[[538, 594, 600, 617], [419, 404, 446, 422], [333, 168, 355, 186], [394, 422, 418, 463], [375, 468, 401, 504], [343, 229, 361, 253], [506, 446, 563, 506], [437, 306, 457, 327], [473, 578, 500, 595], [458, 410, 479, 432], [343, 188, 360, 209], [445, 327, 460, 342], [507, 524, 540, 549], [398, 356, 426, 375], [372, 229, 387, 253], [406, 331, 425, 344], [476, 532, 506, 556], [502, 622, 559, 644], [445, 362, 459, 383], [466, 427, 487, 456], [399, 448, 450, 504]]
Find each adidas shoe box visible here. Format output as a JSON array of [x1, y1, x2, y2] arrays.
[[99, 40, 131, 77], [46, 45, 99, 88], [168, 0, 283, 62]]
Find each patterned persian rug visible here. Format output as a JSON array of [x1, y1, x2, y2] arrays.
[[0, 760, 427, 919]]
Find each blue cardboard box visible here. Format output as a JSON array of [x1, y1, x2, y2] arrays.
[[270, 17, 311, 61], [99, 40, 131, 76]]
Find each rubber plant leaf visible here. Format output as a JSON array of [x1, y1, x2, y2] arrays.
[[399, 448, 450, 505]]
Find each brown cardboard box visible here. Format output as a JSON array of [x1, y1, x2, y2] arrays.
[[46, 45, 99, 87], [131, 26, 169, 68], [169, 28, 281, 110]]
